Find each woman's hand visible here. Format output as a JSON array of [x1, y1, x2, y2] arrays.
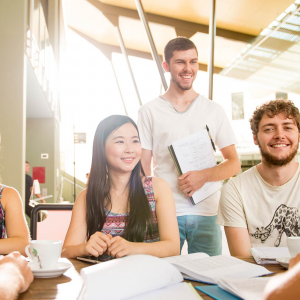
[[84, 232, 112, 257], [107, 236, 134, 258]]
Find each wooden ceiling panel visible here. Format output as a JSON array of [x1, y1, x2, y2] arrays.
[[119, 17, 150, 53], [224, 1, 266, 23], [119, 17, 177, 54], [249, 10, 281, 33], [215, 1, 234, 20], [148, 23, 177, 54], [190, 32, 248, 68], [64, 0, 298, 74], [260, 0, 296, 14], [65, 0, 118, 46], [98, 0, 296, 35], [170, 0, 210, 24]]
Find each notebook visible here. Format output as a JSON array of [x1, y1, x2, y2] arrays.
[[168, 128, 222, 205], [196, 286, 242, 300]]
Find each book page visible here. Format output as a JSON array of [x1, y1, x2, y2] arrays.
[[218, 277, 270, 300], [129, 282, 202, 300], [81, 255, 183, 300], [161, 253, 209, 264], [172, 129, 222, 204], [173, 256, 272, 284]]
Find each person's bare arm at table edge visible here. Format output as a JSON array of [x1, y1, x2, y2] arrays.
[[31, 185, 45, 203], [0, 252, 33, 300], [217, 179, 252, 256], [225, 227, 252, 256], [263, 253, 300, 300], [0, 187, 30, 256]]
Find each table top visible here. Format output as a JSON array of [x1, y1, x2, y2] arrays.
[[18, 256, 287, 300]]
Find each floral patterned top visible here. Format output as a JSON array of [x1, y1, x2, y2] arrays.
[[0, 185, 6, 239]]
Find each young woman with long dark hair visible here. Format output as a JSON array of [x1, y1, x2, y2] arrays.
[[62, 115, 179, 259]]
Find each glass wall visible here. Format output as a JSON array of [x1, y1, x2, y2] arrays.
[[60, 27, 300, 185]]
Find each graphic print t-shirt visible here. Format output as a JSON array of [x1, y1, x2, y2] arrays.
[[217, 164, 300, 247]]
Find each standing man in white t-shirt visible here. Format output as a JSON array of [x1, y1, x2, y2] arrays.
[[137, 37, 240, 255], [217, 100, 300, 256]]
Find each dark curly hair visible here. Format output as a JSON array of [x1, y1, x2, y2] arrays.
[[250, 100, 300, 136]]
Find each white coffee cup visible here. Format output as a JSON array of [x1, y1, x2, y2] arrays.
[[287, 237, 300, 257], [25, 240, 62, 270]]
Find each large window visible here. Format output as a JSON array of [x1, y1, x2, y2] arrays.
[[231, 92, 244, 120], [276, 92, 288, 100]]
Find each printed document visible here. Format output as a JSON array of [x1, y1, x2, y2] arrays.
[[171, 129, 222, 204]]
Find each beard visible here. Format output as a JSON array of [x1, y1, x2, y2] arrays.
[[170, 74, 194, 91], [257, 140, 299, 167]]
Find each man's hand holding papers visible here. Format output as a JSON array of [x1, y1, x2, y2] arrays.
[[178, 170, 208, 197], [168, 129, 222, 205]]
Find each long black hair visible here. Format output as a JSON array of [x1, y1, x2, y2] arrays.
[[86, 115, 154, 242]]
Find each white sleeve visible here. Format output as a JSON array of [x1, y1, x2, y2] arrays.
[[217, 179, 248, 228], [137, 109, 153, 151], [214, 106, 237, 150]]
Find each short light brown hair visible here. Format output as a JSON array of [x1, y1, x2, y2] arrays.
[[250, 100, 300, 136], [164, 37, 198, 64]]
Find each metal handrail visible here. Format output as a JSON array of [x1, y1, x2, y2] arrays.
[[61, 176, 85, 190]]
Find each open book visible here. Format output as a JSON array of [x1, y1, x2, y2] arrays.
[[168, 129, 222, 205], [218, 277, 270, 300], [162, 253, 272, 285], [197, 277, 270, 300], [77, 254, 201, 300], [251, 247, 291, 264]]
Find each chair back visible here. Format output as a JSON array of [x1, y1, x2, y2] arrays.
[[30, 204, 74, 243]]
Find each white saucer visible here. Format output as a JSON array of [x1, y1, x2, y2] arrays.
[[276, 257, 290, 269], [28, 258, 72, 278]]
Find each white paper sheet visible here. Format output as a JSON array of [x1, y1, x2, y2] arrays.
[[172, 129, 222, 204]]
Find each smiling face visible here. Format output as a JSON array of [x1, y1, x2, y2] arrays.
[[254, 113, 300, 167], [105, 122, 142, 174], [163, 49, 198, 91]]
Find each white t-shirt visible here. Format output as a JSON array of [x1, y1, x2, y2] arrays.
[[217, 164, 300, 247], [138, 95, 237, 216]]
